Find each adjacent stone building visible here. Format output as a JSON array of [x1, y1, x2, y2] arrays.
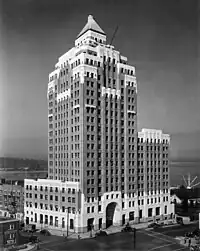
[[0, 217, 19, 249], [0, 181, 24, 214]]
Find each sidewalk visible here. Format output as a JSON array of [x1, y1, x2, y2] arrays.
[[67, 222, 149, 239], [176, 236, 200, 249], [39, 220, 199, 241]]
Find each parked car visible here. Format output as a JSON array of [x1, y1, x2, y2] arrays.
[[176, 216, 184, 225], [121, 225, 135, 232], [25, 224, 36, 233], [148, 222, 161, 229], [40, 229, 51, 236], [95, 230, 108, 237], [29, 235, 40, 243], [185, 232, 195, 238]]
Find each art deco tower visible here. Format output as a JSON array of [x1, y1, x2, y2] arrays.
[[24, 16, 173, 233], [47, 15, 138, 228], [48, 17, 136, 192]]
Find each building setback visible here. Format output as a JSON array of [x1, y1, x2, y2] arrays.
[[24, 15, 174, 234], [137, 129, 173, 221]]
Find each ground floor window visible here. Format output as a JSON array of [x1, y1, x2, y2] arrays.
[[45, 215, 48, 225], [55, 217, 58, 227], [62, 218, 65, 228], [156, 207, 160, 216], [164, 205, 167, 214], [99, 218, 102, 229], [129, 211, 134, 221], [26, 217, 29, 225], [70, 219, 74, 229], [139, 210, 142, 219], [50, 216, 53, 225], [40, 214, 43, 224], [148, 208, 153, 217]]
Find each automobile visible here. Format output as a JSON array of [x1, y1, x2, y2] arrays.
[[148, 222, 161, 229], [95, 230, 108, 237], [25, 224, 36, 233], [185, 232, 195, 238], [29, 235, 40, 243], [193, 228, 200, 237], [121, 225, 135, 232], [176, 216, 184, 225], [40, 229, 51, 236]]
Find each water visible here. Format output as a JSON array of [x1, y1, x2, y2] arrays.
[[0, 170, 47, 180], [0, 161, 199, 187], [170, 161, 200, 187]]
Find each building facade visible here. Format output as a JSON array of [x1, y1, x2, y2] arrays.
[[24, 179, 81, 235], [0, 217, 19, 249], [24, 15, 174, 234], [0, 182, 24, 214], [137, 129, 174, 222]]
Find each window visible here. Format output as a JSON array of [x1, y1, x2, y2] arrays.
[[148, 208, 153, 217], [156, 207, 160, 216], [129, 211, 134, 221], [164, 205, 167, 214], [55, 217, 58, 227]]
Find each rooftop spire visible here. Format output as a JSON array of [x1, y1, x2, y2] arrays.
[[77, 15, 105, 38]]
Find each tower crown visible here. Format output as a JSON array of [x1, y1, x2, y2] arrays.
[[77, 15, 105, 38]]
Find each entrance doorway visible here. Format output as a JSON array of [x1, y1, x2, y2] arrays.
[[99, 218, 102, 229], [106, 202, 117, 228], [122, 214, 125, 225], [26, 217, 29, 225], [70, 219, 74, 229], [87, 218, 94, 232]]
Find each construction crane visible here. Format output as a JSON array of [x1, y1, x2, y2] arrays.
[[110, 26, 119, 46], [182, 173, 200, 189]]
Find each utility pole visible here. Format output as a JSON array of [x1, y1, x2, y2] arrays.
[[133, 228, 136, 249]]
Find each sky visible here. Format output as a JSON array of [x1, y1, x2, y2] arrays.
[[0, 0, 199, 160]]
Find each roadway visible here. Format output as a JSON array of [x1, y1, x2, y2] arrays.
[[38, 228, 190, 251], [19, 223, 198, 250], [152, 222, 199, 237]]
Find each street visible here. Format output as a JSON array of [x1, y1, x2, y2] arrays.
[[38, 229, 189, 251], [152, 222, 199, 237]]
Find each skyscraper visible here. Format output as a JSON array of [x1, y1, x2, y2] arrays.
[[48, 14, 137, 226], [24, 15, 174, 234]]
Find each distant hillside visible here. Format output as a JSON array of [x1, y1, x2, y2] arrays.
[[0, 157, 48, 171]]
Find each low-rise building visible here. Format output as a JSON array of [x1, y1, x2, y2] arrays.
[[0, 181, 24, 214], [0, 217, 19, 249], [24, 179, 82, 235]]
